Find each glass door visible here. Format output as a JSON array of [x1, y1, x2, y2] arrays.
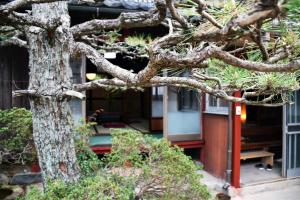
[[283, 91, 300, 177]]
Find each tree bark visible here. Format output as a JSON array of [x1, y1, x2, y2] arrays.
[[26, 1, 80, 183]]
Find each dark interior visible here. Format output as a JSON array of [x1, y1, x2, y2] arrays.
[[86, 88, 151, 123], [241, 105, 283, 159]]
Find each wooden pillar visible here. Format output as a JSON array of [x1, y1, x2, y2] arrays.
[[231, 92, 241, 188]]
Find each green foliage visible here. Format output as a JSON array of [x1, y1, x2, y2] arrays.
[[265, 0, 300, 40], [207, 59, 299, 92], [284, 0, 300, 21], [75, 119, 96, 138], [125, 35, 152, 47], [23, 129, 211, 200], [74, 120, 101, 176], [21, 173, 135, 200], [76, 140, 101, 176], [104, 129, 211, 200], [106, 30, 121, 44], [0, 108, 35, 164], [205, 0, 249, 26]]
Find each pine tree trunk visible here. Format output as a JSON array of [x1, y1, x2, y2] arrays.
[[26, 2, 80, 183]]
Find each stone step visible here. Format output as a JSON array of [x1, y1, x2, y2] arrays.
[[11, 172, 42, 185]]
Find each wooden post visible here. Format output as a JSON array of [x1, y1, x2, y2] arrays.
[[231, 91, 241, 188], [200, 93, 206, 162]]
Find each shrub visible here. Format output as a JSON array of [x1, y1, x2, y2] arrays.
[[76, 140, 101, 176], [0, 108, 35, 164], [74, 120, 101, 176], [23, 129, 211, 200], [104, 129, 211, 200], [21, 174, 135, 200]]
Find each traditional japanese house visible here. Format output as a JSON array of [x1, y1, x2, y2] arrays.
[[0, 0, 299, 189]]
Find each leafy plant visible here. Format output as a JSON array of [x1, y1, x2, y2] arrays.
[[0, 108, 35, 164], [104, 129, 211, 200], [75, 140, 101, 176], [75, 119, 96, 142], [21, 173, 135, 200], [22, 129, 211, 200], [74, 120, 101, 176]]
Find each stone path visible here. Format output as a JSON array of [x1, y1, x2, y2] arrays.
[[232, 185, 300, 200], [199, 170, 300, 200]]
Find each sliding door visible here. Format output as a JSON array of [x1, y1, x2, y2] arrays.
[[163, 86, 201, 141]]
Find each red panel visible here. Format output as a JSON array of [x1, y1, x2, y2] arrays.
[[91, 141, 204, 155], [231, 92, 241, 188], [203, 114, 228, 178], [172, 140, 205, 149], [91, 146, 111, 154]]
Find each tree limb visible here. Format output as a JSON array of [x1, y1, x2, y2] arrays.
[[13, 89, 86, 99], [165, 0, 189, 29], [192, 0, 223, 29], [0, 0, 57, 14], [71, 0, 167, 38], [74, 76, 287, 106], [0, 36, 28, 48]]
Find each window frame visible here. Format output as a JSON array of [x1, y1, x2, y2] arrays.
[[152, 86, 164, 101], [178, 88, 199, 112], [205, 94, 229, 115]]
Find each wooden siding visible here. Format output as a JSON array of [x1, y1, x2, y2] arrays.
[[203, 113, 228, 179], [150, 117, 163, 131], [0, 47, 29, 109]]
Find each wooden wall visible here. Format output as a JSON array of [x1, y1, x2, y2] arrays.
[[150, 117, 163, 131], [203, 113, 228, 179], [0, 47, 29, 109]]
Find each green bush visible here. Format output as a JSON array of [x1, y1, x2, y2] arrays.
[[23, 129, 211, 200], [76, 140, 101, 176], [21, 173, 135, 200], [74, 120, 101, 176], [0, 108, 35, 164], [104, 129, 211, 200]]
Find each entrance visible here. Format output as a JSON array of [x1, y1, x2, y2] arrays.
[[239, 104, 283, 185]]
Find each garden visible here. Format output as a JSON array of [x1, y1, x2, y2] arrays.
[[0, 108, 211, 200]]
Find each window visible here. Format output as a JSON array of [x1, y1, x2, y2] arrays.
[[178, 88, 199, 111], [152, 86, 163, 117], [152, 86, 163, 100], [205, 94, 229, 114]]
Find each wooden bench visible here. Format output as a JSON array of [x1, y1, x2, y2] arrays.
[[240, 150, 274, 166]]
